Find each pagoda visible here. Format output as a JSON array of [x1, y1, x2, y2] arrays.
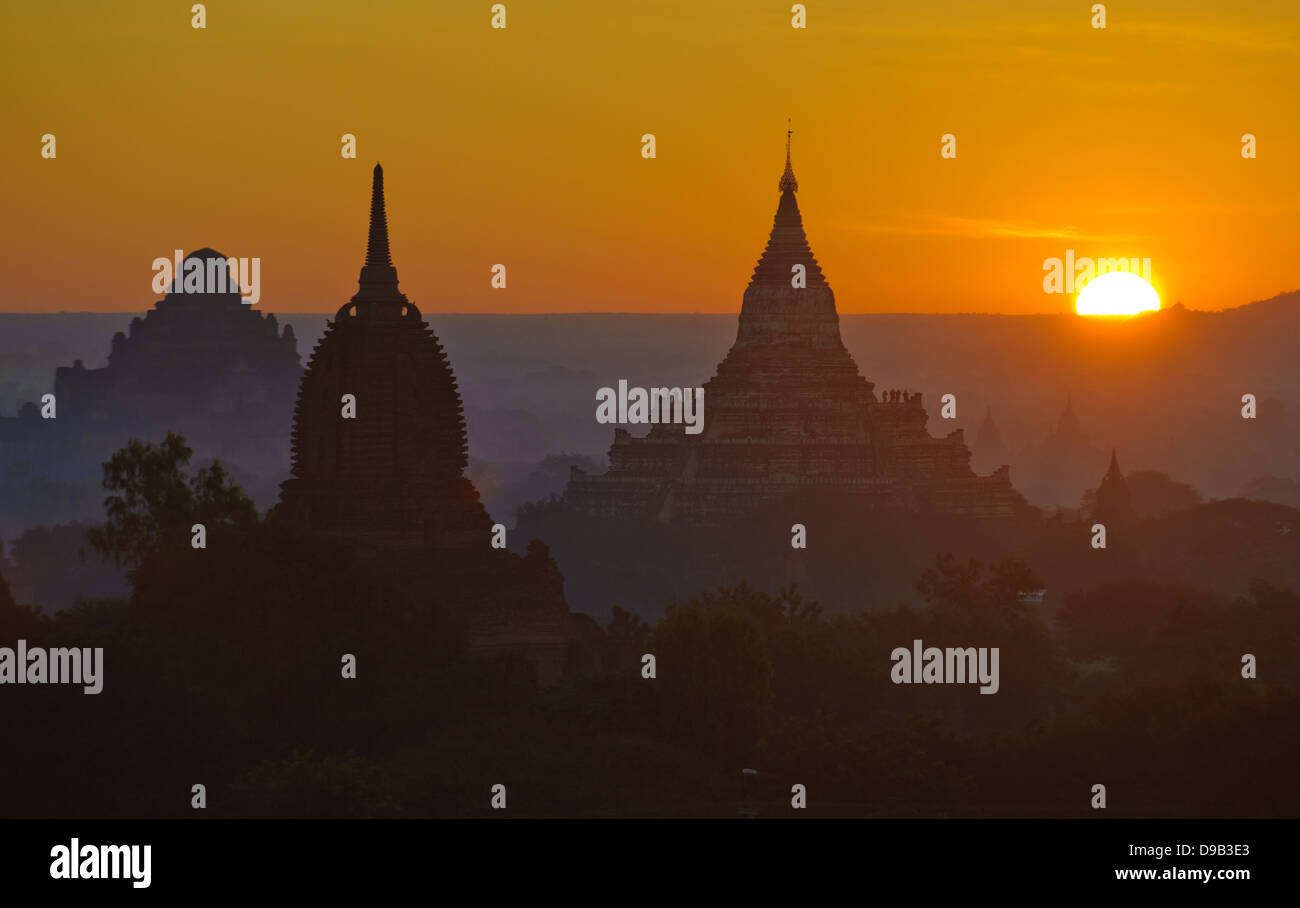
[[274, 165, 576, 683], [1091, 448, 1135, 524], [565, 132, 1027, 526], [1022, 394, 1106, 508], [276, 164, 492, 551], [0, 247, 301, 533], [971, 407, 1012, 476]]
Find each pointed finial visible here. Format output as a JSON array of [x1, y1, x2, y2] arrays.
[[366, 162, 392, 267], [347, 162, 409, 313], [1103, 447, 1126, 483], [779, 121, 798, 193]]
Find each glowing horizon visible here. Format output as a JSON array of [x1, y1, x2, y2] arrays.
[[1, 1, 1298, 315]]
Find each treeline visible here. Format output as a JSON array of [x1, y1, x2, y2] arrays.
[[1, 435, 1297, 817]]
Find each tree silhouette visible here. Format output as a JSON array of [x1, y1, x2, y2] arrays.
[[87, 432, 258, 570]]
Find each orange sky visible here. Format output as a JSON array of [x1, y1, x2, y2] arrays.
[[2, 0, 1297, 314]]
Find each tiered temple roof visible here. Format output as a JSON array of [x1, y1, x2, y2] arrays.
[[0, 247, 301, 512], [53, 248, 300, 425], [565, 134, 1028, 526]]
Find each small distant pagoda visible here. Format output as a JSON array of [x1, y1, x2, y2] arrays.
[[564, 131, 1027, 526], [971, 407, 1011, 476], [1021, 394, 1106, 509], [1091, 448, 1134, 524]]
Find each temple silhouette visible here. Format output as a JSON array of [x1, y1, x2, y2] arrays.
[[57, 249, 299, 428], [1019, 394, 1107, 509], [276, 164, 490, 551], [275, 164, 578, 682], [1091, 448, 1135, 525], [0, 248, 302, 534], [564, 133, 1029, 525], [970, 407, 1011, 476]]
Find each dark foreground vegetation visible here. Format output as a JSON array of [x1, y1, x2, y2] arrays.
[[2, 434, 1297, 817]]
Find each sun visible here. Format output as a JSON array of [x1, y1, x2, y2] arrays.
[[1075, 271, 1161, 316]]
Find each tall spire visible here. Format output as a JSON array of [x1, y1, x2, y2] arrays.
[[779, 119, 798, 193], [366, 163, 392, 267], [350, 162, 408, 312], [733, 125, 840, 350], [750, 126, 823, 287]]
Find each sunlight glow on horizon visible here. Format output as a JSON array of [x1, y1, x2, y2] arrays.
[[1075, 272, 1162, 317], [1, 2, 1296, 314]]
